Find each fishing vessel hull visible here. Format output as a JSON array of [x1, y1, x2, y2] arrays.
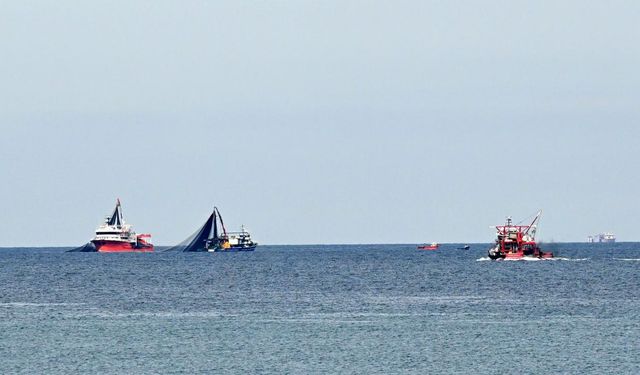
[[417, 245, 438, 250], [488, 246, 553, 260], [208, 245, 257, 252], [502, 252, 553, 260], [92, 240, 154, 253]]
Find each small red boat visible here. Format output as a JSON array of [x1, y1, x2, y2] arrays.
[[487, 211, 553, 260], [418, 242, 439, 250]]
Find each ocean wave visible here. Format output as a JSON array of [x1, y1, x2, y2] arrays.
[[303, 312, 414, 318], [614, 258, 640, 261], [368, 295, 487, 306], [255, 318, 374, 324], [560, 257, 590, 261], [0, 302, 84, 307], [81, 311, 232, 318]]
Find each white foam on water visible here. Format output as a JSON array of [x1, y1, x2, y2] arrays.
[[561, 257, 590, 261], [615, 258, 640, 261], [0, 302, 84, 307], [81, 311, 232, 319], [368, 295, 487, 307], [537, 257, 590, 262], [255, 318, 374, 324], [303, 312, 413, 318]]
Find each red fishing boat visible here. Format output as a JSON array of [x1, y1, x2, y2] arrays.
[[487, 211, 553, 260], [91, 199, 154, 252], [418, 242, 439, 250]]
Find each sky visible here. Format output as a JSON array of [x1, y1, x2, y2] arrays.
[[0, 1, 638, 246]]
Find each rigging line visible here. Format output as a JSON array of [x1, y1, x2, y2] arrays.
[[516, 210, 541, 225], [536, 210, 543, 240]]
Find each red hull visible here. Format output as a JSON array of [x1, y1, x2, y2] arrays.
[[418, 246, 439, 250], [93, 240, 154, 253]]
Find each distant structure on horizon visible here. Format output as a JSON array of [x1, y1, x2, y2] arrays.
[[587, 233, 616, 243]]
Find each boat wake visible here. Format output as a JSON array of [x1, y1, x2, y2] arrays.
[[547, 257, 589, 261]]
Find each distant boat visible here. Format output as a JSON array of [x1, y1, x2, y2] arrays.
[[588, 233, 616, 243], [601, 233, 616, 242], [418, 242, 439, 250], [457, 245, 470, 250], [166, 207, 257, 252]]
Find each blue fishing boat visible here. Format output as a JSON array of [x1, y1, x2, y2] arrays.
[[166, 207, 257, 252]]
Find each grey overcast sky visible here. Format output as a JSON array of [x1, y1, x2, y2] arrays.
[[1, 1, 638, 246]]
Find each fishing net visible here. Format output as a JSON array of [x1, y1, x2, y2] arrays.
[[163, 213, 214, 252], [66, 242, 97, 252]]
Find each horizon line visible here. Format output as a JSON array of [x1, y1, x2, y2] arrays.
[[0, 241, 632, 249]]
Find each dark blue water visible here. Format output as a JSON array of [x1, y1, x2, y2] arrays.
[[1, 243, 639, 374]]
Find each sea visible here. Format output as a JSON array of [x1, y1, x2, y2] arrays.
[[1, 243, 639, 374]]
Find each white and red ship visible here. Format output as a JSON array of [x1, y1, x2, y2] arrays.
[[91, 199, 153, 252], [487, 211, 553, 260]]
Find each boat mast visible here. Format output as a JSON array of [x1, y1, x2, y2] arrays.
[[117, 198, 123, 227], [212, 210, 218, 240], [523, 210, 542, 237], [108, 198, 124, 227], [213, 207, 228, 236]]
